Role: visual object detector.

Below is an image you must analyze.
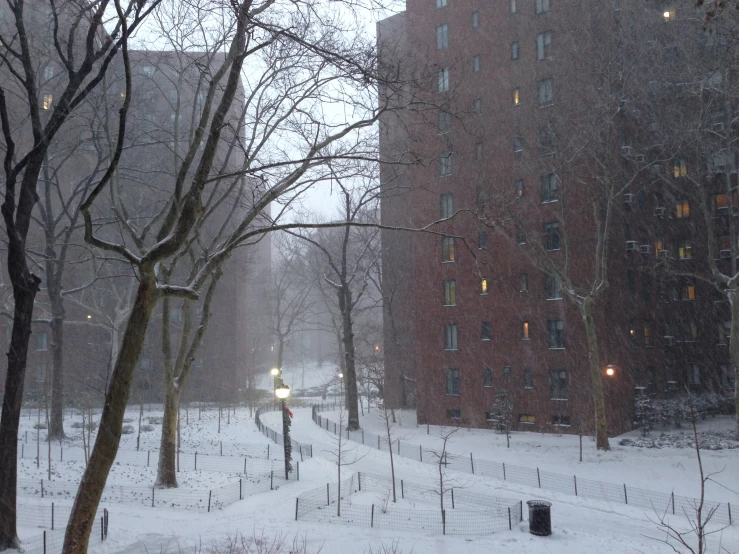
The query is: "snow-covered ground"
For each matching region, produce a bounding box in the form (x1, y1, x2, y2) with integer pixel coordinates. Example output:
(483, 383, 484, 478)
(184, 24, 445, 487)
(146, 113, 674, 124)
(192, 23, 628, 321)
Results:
(12, 402, 739, 553)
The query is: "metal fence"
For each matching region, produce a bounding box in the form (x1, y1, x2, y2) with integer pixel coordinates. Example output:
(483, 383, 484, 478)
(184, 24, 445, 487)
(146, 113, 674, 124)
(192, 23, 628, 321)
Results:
(18, 504, 108, 554)
(255, 403, 314, 458)
(311, 404, 735, 527)
(17, 467, 294, 512)
(295, 471, 523, 536)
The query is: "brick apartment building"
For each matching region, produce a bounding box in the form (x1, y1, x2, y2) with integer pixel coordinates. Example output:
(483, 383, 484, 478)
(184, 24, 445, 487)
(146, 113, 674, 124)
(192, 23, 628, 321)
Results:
(0, 9, 272, 409)
(379, 0, 736, 435)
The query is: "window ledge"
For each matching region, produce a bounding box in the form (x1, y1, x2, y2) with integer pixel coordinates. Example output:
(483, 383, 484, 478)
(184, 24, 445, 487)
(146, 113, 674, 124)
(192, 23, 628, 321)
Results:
(446, 393, 461, 397)
(546, 297, 563, 301)
(522, 338, 531, 341)
(551, 398, 569, 401)
(519, 422, 535, 425)
(444, 348, 459, 352)
(443, 304, 456, 307)
(548, 347, 566, 351)
(441, 261, 456, 264)
(524, 386, 534, 390)
(541, 199, 559, 204)
(481, 338, 491, 342)
(552, 424, 571, 427)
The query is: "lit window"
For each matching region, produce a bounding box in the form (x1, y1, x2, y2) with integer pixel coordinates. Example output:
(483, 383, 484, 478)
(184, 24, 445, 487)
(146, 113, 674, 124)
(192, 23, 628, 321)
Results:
(438, 68, 450, 93)
(443, 280, 457, 306)
(472, 55, 481, 73)
(444, 324, 458, 351)
(446, 369, 460, 395)
(516, 179, 524, 197)
(655, 238, 665, 256)
(522, 321, 530, 340)
(643, 321, 653, 347)
(519, 414, 535, 424)
(482, 322, 491, 341)
(675, 199, 690, 218)
(673, 159, 687, 177)
(535, 0, 550, 14)
(472, 11, 479, 28)
(436, 24, 448, 50)
(541, 173, 558, 202)
(441, 193, 453, 219)
(439, 153, 452, 176)
(480, 278, 488, 295)
(536, 31, 553, 60)
(663, 10, 675, 21)
(629, 320, 638, 347)
(511, 41, 519, 60)
(483, 367, 493, 387)
(442, 236, 456, 262)
(678, 239, 693, 260)
(547, 319, 565, 349)
(681, 280, 695, 300)
(550, 370, 568, 399)
(519, 273, 528, 292)
(42, 94, 53, 110)
(538, 78, 553, 106)
(513, 88, 520, 105)
(437, 110, 451, 134)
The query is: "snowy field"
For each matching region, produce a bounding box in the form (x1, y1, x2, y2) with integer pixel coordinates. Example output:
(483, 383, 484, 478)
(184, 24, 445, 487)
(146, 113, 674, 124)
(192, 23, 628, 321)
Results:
(12, 401, 739, 554)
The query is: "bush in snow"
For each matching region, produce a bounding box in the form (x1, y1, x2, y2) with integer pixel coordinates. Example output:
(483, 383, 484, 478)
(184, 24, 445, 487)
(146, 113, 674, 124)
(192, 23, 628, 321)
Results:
(121, 425, 134, 435)
(634, 395, 657, 436)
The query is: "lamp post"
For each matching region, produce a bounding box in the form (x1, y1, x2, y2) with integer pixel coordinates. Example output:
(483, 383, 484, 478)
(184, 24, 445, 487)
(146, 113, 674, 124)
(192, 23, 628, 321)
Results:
(270, 367, 280, 398)
(275, 384, 292, 479)
(338, 372, 343, 407)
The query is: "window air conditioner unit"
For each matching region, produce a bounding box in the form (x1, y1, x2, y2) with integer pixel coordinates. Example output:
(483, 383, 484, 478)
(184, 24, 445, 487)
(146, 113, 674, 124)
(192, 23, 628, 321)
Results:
(623, 193, 636, 204)
(634, 154, 646, 163)
(625, 240, 639, 251)
(720, 249, 732, 259)
(714, 122, 725, 132)
(640, 245, 653, 255)
(621, 145, 633, 156)
(664, 336, 675, 346)
(658, 249, 671, 258)
(654, 206, 666, 217)
(714, 163, 727, 174)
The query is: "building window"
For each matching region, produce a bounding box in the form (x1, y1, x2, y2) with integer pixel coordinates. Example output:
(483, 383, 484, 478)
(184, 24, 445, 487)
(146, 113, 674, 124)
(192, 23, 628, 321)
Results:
(478, 231, 488, 250)
(550, 370, 568, 399)
(436, 0, 447, 8)
(675, 199, 690, 218)
(442, 236, 456, 262)
(536, 31, 553, 60)
(718, 321, 731, 344)
(547, 319, 565, 349)
(43, 65, 54, 82)
(513, 88, 520, 105)
(678, 239, 693, 260)
(472, 11, 479, 28)
(446, 409, 461, 419)
(35, 362, 46, 384)
(643, 320, 653, 347)
(544, 222, 560, 250)
(440, 193, 453, 219)
(681, 279, 695, 300)
(720, 364, 735, 389)
(537, 78, 553, 106)
(510, 0, 517, 14)
(472, 55, 481, 73)
(552, 415, 570, 426)
(438, 68, 450, 93)
(475, 142, 483, 160)
(545, 274, 562, 299)
(673, 159, 687, 177)
(436, 24, 448, 50)
(446, 369, 460, 395)
(522, 321, 530, 340)
(519, 273, 529, 292)
(627, 270, 636, 301)
(524, 369, 533, 389)
(536, 0, 551, 13)
(539, 127, 556, 156)
(687, 364, 700, 386)
(513, 135, 523, 154)
(437, 110, 451, 134)
(36, 332, 48, 351)
(480, 278, 488, 295)
(663, 9, 675, 21)
(503, 365, 512, 376)
(42, 94, 53, 110)
(541, 173, 558, 202)
(481, 322, 491, 341)
(681, 320, 698, 342)
(519, 414, 535, 424)
(483, 367, 493, 387)
(141, 65, 155, 77)
(443, 280, 456, 306)
(516, 179, 524, 197)
(439, 153, 452, 176)
(642, 274, 652, 302)
(518, 230, 527, 245)
(511, 41, 519, 60)
(473, 98, 482, 116)
(444, 324, 458, 351)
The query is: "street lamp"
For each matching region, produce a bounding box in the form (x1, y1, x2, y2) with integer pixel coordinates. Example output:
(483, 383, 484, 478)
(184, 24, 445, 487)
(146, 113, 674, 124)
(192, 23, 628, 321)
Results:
(605, 365, 616, 377)
(275, 384, 292, 479)
(270, 367, 280, 398)
(338, 373, 343, 407)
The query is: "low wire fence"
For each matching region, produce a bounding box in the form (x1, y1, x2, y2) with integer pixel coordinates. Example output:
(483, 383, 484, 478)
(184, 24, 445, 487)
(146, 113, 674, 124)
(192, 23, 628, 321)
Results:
(255, 403, 313, 458)
(18, 504, 108, 554)
(312, 404, 735, 527)
(295, 471, 522, 535)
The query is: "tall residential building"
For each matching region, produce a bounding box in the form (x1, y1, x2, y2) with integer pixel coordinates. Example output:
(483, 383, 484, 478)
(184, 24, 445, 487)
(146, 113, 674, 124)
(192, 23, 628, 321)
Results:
(379, 0, 735, 435)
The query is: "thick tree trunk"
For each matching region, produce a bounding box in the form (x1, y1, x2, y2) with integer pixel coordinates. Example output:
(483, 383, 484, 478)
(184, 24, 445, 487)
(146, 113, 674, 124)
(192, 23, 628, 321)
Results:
(730, 290, 739, 439)
(62, 278, 157, 553)
(0, 279, 38, 550)
(581, 298, 610, 451)
(156, 384, 179, 487)
(48, 301, 66, 440)
(338, 286, 360, 430)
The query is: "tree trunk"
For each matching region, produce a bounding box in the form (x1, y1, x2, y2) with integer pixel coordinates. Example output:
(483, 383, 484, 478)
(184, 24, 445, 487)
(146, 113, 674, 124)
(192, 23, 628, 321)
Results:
(581, 298, 610, 451)
(338, 286, 360, 430)
(0, 272, 39, 549)
(48, 300, 66, 440)
(730, 290, 739, 439)
(156, 384, 179, 487)
(62, 278, 157, 553)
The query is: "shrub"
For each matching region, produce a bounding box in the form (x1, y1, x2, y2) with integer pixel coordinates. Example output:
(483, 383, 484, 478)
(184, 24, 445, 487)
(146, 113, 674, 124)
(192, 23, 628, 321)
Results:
(33, 422, 47, 430)
(146, 416, 163, 425)
(141, 424, 154, 432)
(121, 425, 134, 435)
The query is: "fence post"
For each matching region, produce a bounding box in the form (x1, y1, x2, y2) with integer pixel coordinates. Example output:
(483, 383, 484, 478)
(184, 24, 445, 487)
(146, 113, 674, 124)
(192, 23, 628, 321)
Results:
(41, 479, 44, 498)
(728, 502, 732, 524)
(371, 504, 375, 528)
(470, 453, 475, 474)
(623, 484, 628, 504)
(43, 530, 46, 554)
(22, 444, 23, 458)
(671, 492, 675, 515)
(537, 468, 541, 488)
(295, 498, 299, 521)
(297, 462, 300, 481)
(401, 479, 404, 499)
(508, 507, 512, 530)
(377, 435, 380, 449)
(220, 441, 223, 456)
(574, 475, 578, 496)
(105, 508, 108, 538)
(451, 488, 455, 509)
(101, 516, 104, 542)
(195, 452, 198, 470)
(60, 444, 63, 462)
(300, 446, 304, 462)
(362, 430, 365, 444)
(420, 445, 423, 462)
(147, 450, 150, 467)
(358, 472, 362, 491)
(244, 458, 247, 474)
(240, 479, 242, 500)
(267, 444, 270, 459)
(208, 490, 212, 512)
(152, 486, 155, 507)
(327, 483, 330, 506)
(51, 502, 54, 530)
(271, 470, 274, 490)
(503, 463, 506, 480)
(442, 509, 446, 535)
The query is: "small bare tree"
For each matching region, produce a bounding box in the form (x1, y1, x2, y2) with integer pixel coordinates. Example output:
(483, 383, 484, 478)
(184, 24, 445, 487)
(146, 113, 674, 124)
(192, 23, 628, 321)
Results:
(379, 400, 397, 503)
(322, 407, 366, 517)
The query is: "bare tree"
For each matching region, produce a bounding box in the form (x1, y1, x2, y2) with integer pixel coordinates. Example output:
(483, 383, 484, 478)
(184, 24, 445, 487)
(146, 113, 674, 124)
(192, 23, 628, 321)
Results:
(322, 407, 366, 517)
(379, 399, 397, 503)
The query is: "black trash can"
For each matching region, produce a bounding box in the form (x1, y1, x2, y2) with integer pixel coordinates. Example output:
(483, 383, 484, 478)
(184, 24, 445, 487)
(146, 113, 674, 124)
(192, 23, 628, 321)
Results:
(527, 500, 552, 536)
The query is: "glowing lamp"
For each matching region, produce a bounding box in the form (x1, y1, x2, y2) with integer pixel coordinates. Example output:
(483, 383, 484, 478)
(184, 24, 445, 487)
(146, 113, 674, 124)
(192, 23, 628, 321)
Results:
(270, 368, 280, 376)
(275, 385, 290, 399)
(605, 366, 616, 377)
